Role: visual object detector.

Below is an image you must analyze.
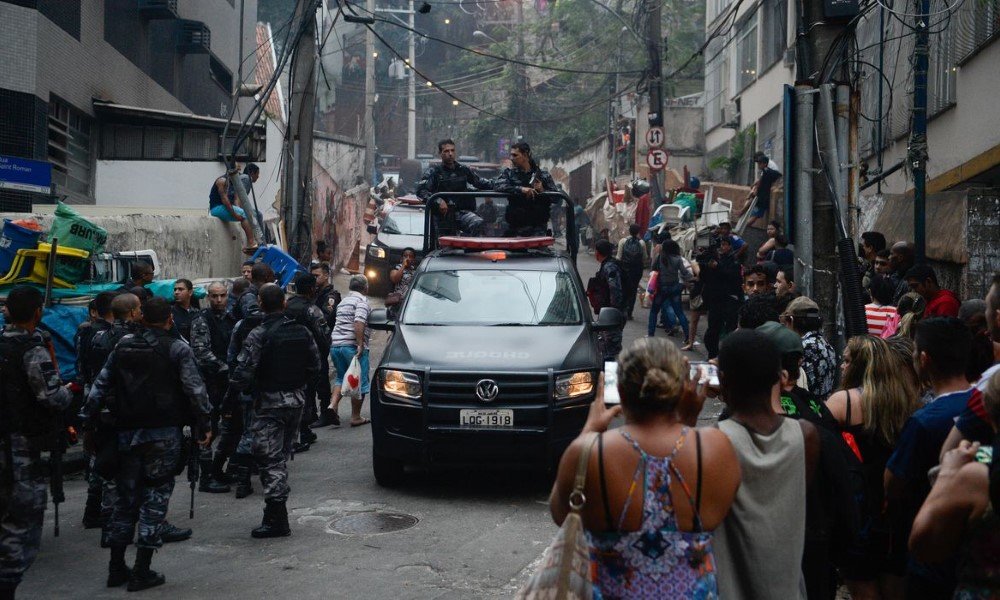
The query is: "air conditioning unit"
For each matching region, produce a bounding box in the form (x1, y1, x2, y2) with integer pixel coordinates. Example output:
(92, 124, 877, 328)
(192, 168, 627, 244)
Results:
(176, 20, 211, 54)
(783, 47, 796, 67)
(722, 102, 741, 129)
(137, 0, 178, 20)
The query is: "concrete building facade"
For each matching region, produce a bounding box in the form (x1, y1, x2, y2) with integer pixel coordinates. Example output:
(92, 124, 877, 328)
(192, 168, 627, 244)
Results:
(0, 0, 261, 210)
(702, 0, 794, 184)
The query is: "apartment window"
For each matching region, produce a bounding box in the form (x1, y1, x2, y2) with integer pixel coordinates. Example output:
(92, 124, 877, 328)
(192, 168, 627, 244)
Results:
(928, 15, 957, 117)
(709, 0, 735, 24)
(757, 105, 782, 165)
(100, 124, 264, 161)
(954, 0, 1000, 64)
(736, 13, 758, 91)
(762, 0, 787, 69)
(47, 97, 93, 198)
(704, 37, 730, 130)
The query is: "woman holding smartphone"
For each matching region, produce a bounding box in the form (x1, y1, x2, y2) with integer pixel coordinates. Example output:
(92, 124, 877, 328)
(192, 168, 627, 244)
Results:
(549, 338, 741, 598)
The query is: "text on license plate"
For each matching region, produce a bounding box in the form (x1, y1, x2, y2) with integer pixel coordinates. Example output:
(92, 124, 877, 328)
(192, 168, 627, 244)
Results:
(459, 409, 513, 428)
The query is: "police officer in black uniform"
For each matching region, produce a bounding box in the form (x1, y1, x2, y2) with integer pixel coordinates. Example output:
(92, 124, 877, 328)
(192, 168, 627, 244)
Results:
(75, 291, 115, 529)
(83, 297, 212, 591)
(231, 284, 320, 538)
(494, 141, 558, 236)
(285, 273, 331, 451)
(83, 294, 194, 546)
(0, 286, 74, 600)
(415, 139, 494, 212)
(233, 263, 276, 322)
(189, 281, 237, 493)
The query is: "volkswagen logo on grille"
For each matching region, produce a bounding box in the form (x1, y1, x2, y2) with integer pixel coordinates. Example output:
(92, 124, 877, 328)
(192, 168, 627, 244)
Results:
(475, 379, 500, 403)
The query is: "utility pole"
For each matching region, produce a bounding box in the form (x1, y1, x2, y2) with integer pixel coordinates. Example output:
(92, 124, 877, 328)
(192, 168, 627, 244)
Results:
(910, 0, 930, 261)
(646, 0, 664, 203)
(407, 0, 416, 158)
(363, 0, 376, 187)
(282, 0, 319, 262)
(514, 0, 525, 139)
(801, 0, 850, 342)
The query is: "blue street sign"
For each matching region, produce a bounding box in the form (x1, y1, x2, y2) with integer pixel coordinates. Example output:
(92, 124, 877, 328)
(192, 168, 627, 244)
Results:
(0, 155, 52, 195)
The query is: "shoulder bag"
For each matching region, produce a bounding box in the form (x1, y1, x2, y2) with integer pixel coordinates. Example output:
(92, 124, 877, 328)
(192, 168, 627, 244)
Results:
(516, 434, 598, 600)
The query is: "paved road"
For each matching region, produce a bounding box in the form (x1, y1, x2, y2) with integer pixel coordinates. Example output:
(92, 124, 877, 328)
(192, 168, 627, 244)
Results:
(21, 250, 718, 599)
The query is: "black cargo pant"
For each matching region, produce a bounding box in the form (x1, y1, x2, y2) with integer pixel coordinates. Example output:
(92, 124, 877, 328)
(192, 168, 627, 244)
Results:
(621, 265, 643, 318)
(704, 296, 741, 359)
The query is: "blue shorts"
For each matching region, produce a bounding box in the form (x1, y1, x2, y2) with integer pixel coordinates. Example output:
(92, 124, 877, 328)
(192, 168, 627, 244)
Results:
(330, 345, 371, 394)
(210, 204, 247, 222)
(751, 198, 769, 218)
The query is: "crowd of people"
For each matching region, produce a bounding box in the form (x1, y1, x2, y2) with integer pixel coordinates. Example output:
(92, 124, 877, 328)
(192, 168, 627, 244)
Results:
(0, 251, 376, 597)
(549, 215, 1000, 598)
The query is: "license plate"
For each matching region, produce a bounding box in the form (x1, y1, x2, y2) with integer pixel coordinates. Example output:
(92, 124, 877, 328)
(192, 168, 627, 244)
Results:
(459, 409, 513, 428)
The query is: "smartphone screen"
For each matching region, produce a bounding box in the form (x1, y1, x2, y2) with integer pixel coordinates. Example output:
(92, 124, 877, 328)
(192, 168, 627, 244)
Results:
(689, 361, 720, 387)
(603, 361, 621, 405)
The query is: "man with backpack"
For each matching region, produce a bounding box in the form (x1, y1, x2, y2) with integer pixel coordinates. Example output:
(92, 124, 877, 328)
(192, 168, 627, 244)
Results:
(285, 273, 331, 450)
(589, 239, 625, 361)
(231, 284, 321, 539)
(0, 286, 74, 600)
(615, 224, 649, 320)
(83, 297, 212, 591)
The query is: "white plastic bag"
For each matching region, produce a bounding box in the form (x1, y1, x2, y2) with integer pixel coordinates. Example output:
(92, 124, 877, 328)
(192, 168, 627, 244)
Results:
(341, 355, 363, 398)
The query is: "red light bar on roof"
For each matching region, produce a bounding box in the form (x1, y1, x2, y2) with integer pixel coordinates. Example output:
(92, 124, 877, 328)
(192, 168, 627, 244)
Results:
(438, 236, 555, 250)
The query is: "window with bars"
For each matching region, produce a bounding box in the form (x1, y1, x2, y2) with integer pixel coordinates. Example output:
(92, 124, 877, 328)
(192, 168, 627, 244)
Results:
(47, 96, 93, 200)
(736, 13, 758, 91)
(953, 0, 1000, 64)
(100, 124, 264, 161)
(762, 0, 788, 70)
(757, 104, 782, 163)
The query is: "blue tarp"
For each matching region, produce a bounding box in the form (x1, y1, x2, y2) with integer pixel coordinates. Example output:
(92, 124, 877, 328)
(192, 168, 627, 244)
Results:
(0, 304, 89, 382)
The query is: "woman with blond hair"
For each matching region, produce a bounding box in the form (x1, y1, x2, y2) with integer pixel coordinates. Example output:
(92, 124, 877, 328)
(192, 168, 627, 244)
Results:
(825, 336, 922, 599)
(549, 338, 741, 598)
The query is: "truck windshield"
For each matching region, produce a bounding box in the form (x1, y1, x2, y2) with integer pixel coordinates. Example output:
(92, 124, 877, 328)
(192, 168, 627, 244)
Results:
(380, 208, 424, 235)
(401, 270, 583, 326)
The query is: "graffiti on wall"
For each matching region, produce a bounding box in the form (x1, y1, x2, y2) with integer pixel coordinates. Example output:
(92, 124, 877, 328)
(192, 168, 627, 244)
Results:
(311, 159, 368, 273)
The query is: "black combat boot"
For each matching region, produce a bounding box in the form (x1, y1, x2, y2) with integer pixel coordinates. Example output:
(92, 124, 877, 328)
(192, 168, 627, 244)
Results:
(315, 408, 340, 427)
(300, 427, 318, 445)
(83, 492, 105, 529)
(234, 455, 254, 499)
(160, 522, 192, 543)
(107, 545, 131, 587)
(199, 454, 231, 493)
(251, 500, 291, 538)
(197, 455, 213, 488)
(127, 547, 165, 592)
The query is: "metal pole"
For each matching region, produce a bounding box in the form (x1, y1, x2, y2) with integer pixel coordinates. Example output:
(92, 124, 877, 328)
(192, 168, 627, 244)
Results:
(364, 0, 377, 185)
(515, 0, 525, 139)
(647, 0, 664, 202)
(911, 0, 930, 261)
(795, 85, 815, 297)
(876, 3, 885, 193)
(818, 84, 843, 217)
(407, 0, 416, 158)
(835, 84, 851, 233)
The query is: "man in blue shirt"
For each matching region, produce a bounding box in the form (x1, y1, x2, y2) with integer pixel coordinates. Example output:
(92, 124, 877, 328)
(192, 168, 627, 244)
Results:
(885, 317, 974, 600)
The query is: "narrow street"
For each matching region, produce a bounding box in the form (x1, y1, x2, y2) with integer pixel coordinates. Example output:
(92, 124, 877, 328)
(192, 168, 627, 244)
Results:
(21, 252, 713, 600)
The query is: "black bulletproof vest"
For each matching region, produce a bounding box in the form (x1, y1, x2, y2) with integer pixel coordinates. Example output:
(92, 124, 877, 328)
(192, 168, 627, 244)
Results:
(256, 317, 314, 393)
(88, 321, 134, 382)
(201, 309, 235, 361)
(0, 332, 58, 443)
(284, 296, 328, 350)
(111, 329, 187, 429)
(230, 313, 264, 370)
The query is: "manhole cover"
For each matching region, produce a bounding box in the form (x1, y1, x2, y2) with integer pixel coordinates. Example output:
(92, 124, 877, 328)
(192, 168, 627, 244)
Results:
(328, 512, 418, 535)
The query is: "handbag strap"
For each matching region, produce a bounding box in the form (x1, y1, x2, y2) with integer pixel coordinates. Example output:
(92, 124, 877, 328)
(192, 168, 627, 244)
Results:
(568, 433, 599, 513)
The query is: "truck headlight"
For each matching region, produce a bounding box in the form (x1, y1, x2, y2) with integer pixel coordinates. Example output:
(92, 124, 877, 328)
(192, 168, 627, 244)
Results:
(382, 370, 422, 400)
(555, 372, 594, 400)
(368, 244, 387, 259)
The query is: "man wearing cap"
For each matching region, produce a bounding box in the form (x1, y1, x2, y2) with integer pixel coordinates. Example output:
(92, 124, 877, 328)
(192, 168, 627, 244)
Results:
(781, 296, 838, 398)
(758, 321, 837, 428)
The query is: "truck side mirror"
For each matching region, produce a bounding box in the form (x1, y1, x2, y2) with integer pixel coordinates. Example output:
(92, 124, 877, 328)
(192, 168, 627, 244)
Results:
(368, 307, 394, 330)
(593, 307, 623, 331)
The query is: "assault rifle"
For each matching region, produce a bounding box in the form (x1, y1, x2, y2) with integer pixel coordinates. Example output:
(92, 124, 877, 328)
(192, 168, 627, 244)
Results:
(187, 433, 199, 519)
(50, 424, 65, 537)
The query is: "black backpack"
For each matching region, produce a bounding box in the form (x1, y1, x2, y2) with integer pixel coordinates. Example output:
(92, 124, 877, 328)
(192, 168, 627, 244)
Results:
(621, 237, 644, 268)
(256, 318, 316, 392)
(0, 332, 60, 446)
(87, 323, 133, 383)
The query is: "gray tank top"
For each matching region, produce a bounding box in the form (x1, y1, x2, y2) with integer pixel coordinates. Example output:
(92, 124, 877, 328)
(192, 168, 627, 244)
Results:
(714, 417, 808, 600)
